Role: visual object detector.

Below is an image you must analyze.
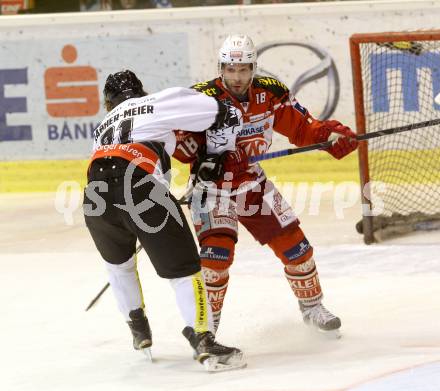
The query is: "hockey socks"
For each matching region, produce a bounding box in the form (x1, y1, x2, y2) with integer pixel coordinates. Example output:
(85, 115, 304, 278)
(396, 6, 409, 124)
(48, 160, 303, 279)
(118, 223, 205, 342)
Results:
(170, 272, 214, 333)
(284, 259, 323, 307)
(104, 256, 145, 321)
(199, 234, 235, 333)
(203, 281, 228, 332)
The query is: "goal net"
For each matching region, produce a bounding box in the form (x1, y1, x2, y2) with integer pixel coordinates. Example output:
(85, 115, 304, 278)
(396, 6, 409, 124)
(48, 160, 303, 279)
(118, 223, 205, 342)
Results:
(350, 31, 440, 244)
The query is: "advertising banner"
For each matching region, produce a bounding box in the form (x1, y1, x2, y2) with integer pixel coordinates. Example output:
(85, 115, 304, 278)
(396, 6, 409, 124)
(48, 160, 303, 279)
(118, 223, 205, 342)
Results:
(1, 1, 439, 159)
(0, 0, 29, 15)
(0, 32, 189, 158)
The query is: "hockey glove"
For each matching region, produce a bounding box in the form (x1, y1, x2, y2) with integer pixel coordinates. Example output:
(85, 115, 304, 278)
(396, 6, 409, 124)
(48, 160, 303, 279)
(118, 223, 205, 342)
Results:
(314, 120, 358, 160)
(191, 146, 226, 182)
(222, 146, 249, 177)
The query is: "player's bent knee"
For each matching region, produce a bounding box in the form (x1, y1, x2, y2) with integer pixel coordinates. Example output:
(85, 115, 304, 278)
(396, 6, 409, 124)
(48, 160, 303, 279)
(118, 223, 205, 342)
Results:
(200, 235, 235, 269)
(267, 225, 314, 266)
(200, 235, 235, 285)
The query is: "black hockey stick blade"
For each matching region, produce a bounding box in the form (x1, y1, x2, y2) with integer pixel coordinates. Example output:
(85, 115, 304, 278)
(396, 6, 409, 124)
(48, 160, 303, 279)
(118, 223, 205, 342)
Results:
(85, 282, 110, 312)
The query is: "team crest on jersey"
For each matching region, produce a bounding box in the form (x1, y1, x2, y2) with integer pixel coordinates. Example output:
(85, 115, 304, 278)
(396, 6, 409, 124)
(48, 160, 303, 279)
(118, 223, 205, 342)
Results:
(208, 105, 242, 149)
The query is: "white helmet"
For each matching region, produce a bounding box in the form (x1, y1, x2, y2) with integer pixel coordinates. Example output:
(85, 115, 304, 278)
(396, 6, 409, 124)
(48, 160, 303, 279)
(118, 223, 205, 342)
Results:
(218, 34, 257, 74)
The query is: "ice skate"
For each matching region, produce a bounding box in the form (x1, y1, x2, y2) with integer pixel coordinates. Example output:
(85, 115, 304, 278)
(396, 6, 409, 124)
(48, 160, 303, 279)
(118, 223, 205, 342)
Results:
(299, 302, 341, 339)
(182, 326, 246, 372)
(127, 308, 153, 361)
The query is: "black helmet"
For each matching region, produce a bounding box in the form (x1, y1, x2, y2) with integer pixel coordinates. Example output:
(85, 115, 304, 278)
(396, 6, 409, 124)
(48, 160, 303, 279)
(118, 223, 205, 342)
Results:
(103, 70, 147, 111)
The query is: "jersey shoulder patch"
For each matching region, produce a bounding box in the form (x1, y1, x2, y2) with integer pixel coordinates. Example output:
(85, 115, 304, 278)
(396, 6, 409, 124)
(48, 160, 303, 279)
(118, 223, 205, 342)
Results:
(253, 76, 289, 98)
(191, 79, 222, 98)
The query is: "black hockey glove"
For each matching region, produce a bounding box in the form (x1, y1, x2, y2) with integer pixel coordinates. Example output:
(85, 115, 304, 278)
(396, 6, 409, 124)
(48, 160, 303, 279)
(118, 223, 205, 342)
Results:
(191, 146, 226, 182)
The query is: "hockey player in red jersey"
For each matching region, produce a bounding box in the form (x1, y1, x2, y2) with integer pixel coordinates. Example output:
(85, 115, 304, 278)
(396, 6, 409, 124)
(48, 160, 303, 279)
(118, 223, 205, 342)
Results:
(173, 35, 358, 336)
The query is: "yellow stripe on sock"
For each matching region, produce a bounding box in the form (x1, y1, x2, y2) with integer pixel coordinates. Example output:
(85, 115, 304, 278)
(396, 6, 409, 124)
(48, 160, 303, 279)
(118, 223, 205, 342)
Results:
(134, 252, 145, 310)
(192, 272, 209, 333)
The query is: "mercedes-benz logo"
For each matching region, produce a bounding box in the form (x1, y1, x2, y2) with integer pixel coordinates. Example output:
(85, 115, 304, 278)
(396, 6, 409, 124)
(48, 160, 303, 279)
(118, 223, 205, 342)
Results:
(256, 41, 340, 120)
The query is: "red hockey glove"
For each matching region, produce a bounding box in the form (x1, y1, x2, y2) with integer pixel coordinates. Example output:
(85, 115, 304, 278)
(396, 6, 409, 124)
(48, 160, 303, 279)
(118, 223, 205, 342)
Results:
(222, 146, 249, 177)
(314, 120, 358, 160)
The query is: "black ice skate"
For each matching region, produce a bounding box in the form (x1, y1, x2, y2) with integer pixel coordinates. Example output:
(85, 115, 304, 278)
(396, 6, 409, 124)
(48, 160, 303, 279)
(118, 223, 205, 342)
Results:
(127, 308, 153, 360)
(299, 302, 341, 339)
(182, 326, 246, 372)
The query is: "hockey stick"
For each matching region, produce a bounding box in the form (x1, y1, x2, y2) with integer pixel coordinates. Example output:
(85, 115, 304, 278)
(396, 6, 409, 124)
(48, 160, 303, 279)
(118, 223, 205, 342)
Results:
(177, 117, 440, 205)
(249, 118, 440, 163)
(85, 244, 143, 312)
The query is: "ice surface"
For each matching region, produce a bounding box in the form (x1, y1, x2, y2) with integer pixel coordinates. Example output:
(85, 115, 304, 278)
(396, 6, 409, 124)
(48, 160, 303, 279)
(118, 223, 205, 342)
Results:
(1, 193, 439, 391)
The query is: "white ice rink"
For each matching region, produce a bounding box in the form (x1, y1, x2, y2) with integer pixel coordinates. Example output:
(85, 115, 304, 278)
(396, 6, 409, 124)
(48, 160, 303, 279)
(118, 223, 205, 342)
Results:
(1, 192, 440, 391)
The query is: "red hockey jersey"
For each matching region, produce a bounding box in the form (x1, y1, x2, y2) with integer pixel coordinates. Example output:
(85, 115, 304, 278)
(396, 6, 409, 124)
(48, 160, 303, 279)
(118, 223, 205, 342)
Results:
(173, 76, 323, 188)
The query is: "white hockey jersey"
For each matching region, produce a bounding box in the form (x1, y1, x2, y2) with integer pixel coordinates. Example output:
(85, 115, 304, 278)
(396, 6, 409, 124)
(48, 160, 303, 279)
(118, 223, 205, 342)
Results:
(93, 87, 242, 156)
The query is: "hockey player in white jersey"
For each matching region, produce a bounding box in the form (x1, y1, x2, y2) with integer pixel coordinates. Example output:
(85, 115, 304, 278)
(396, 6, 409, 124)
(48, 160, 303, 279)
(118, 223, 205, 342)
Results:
(83, 70, 245, 372)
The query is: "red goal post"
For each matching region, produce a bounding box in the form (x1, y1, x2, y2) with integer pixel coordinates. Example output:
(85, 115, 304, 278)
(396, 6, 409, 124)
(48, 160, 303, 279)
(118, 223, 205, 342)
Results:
(350, 31, 440, 244)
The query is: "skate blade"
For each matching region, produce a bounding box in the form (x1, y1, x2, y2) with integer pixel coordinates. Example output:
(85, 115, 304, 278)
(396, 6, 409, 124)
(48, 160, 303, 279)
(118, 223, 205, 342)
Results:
(202, 353, 247, 373)
(320, 328, 341, 340)
(306, 323, 342, 340)
(140, 347, 153, 362)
